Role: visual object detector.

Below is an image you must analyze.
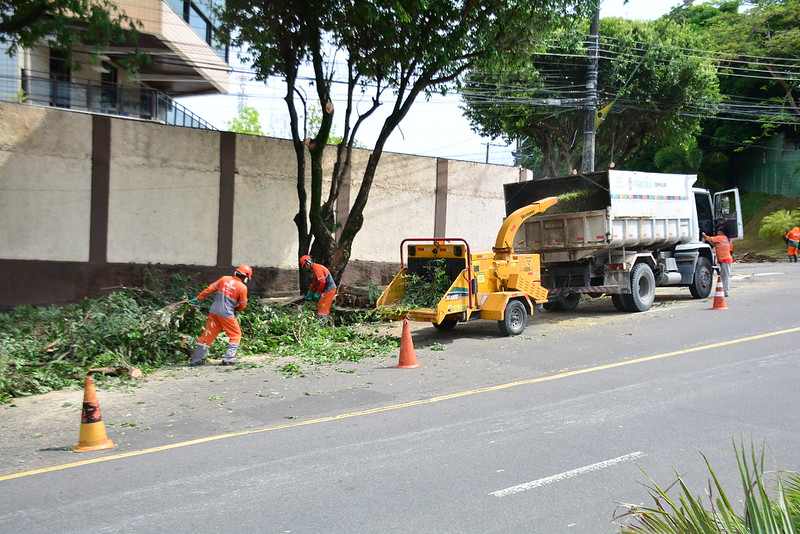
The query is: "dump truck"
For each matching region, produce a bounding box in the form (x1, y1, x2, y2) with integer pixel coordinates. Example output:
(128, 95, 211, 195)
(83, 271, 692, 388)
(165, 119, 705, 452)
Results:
(503, 170, 743, 312)
(375, 198, 559, 335)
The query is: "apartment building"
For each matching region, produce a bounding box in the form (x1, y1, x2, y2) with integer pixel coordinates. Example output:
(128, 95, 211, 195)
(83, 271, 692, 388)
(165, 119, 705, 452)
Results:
(0, 0, 230, 129)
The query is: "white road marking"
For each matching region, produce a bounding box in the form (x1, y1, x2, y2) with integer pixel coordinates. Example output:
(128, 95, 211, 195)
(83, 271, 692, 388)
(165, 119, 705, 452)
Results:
(732, 272, 783, 279)
(489, 451, 646, 497)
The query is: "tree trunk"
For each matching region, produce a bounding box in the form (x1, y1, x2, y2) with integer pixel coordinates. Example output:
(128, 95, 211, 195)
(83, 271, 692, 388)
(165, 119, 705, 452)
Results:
(283, 66, 311, 293)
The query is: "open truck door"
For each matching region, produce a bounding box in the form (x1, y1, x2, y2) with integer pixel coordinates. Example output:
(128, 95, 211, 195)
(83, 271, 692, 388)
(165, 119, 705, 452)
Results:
(714, 188, 743, 240)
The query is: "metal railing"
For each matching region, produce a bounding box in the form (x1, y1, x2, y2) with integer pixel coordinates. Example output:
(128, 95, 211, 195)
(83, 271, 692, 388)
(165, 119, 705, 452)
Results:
(18, 75, 217, 130)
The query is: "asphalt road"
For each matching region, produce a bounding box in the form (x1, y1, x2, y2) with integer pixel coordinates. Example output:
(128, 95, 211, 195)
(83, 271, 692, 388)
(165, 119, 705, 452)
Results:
(1, 261, 799, 533)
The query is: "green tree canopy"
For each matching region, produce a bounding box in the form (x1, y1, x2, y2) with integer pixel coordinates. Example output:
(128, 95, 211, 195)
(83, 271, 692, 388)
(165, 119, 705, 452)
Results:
(219, 0, 589, 282)
(226, 107, 265, 136)
(692, 0, 800, 148)
(0, 0, 142, 63)
(462, 16, 720, 177)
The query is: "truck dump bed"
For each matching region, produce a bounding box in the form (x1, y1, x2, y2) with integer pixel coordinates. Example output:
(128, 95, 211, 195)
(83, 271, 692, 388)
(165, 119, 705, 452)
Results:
(504, 170, 696, 262)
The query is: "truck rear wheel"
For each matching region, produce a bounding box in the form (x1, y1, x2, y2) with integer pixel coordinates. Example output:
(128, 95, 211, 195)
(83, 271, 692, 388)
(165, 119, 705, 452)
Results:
(498, 300, 527, 336)
(626, 263, 655, 312)
(611, 294, 630, 312)
(689, 257, 713, 299)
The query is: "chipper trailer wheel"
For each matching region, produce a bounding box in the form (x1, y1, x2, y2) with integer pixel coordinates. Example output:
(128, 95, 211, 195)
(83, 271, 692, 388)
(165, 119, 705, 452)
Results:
(498, 300, 528, 336)
(432, 319, 458, 331)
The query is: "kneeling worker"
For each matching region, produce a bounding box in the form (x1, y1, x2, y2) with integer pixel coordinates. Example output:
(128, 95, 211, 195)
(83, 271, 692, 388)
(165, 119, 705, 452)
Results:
(189, 264, 252, 366)
(299, 255, 337, 321)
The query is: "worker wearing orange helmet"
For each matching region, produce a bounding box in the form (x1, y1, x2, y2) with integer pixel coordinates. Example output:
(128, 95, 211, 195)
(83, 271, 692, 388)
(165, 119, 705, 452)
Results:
(786, 227, 800, 263)
(299, 255, 337, 320)
(189, 264, 252, 366)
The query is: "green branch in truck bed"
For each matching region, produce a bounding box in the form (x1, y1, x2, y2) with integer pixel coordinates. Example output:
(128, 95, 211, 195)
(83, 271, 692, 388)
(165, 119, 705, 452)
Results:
(547, 188, 608, 214)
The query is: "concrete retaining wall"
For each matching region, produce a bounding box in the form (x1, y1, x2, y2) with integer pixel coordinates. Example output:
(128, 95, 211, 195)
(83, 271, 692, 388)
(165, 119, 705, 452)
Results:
(0, 101, 528, 307)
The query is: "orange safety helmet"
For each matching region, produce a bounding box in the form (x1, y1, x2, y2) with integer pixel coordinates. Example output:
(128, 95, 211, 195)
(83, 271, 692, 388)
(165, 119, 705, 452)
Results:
(235, 264, 253, 283)
(299, 255, 313, 268)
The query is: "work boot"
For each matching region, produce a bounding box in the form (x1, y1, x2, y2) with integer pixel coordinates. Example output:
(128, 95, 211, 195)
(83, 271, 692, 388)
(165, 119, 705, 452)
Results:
(190, 343, 208, 366)
(220, 343, 239, 366)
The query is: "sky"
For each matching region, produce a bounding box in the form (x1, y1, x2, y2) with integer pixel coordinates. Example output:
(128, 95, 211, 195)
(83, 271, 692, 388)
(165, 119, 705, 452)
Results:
(177, 0, 702, 166)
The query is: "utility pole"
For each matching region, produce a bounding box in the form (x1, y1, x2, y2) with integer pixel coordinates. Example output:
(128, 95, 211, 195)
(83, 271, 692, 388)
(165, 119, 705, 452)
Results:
(581, 1, 600, 173)
(483, 142, 505, 164)
(237, 74, 247, 114)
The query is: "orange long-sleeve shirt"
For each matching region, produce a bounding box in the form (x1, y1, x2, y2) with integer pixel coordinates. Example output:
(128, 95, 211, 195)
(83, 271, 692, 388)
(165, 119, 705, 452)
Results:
(197, 275, 248, 318)
(308, 263, 337, 294)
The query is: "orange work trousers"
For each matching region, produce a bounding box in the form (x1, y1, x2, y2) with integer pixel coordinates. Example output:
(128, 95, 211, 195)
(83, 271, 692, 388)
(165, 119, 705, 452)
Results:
(317, 289, 336, 316)
(198, 313, 242, 345)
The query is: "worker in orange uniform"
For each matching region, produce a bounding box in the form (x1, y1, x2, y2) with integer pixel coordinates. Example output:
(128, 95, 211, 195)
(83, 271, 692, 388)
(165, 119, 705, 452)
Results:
(785, 226, 800, 263)
(702, 230, 733, 297)
(189, 265, 253, 366)
(299, 255, 337, 322)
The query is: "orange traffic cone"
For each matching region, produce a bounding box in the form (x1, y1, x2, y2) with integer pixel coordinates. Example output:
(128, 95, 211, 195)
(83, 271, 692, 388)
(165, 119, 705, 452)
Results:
(396, 318, 422, 369)
(73, 375, 115, 452)
(711, 277, 728, 310)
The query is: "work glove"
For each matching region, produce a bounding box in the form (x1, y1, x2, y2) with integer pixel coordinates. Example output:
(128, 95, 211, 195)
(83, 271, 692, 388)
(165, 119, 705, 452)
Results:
(313, 293, 321, 301)
(189, 298, 200, 305)
(305, 290, 314, 301)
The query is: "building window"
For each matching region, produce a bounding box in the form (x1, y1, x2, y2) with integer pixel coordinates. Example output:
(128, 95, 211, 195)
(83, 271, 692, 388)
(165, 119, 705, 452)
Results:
(165, 0, 228, 62)
(50, 50, 71, 108)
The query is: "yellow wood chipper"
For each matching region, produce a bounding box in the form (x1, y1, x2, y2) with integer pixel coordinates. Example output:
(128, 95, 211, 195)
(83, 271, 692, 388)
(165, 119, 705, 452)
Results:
(375, 197, 558, 335)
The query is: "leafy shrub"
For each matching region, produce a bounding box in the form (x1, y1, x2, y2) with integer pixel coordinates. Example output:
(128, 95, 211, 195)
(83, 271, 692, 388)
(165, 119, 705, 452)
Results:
(759, 209, 800, 239)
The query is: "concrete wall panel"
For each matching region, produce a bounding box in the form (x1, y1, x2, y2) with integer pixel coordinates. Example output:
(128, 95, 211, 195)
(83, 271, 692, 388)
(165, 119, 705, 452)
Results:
(107, 120, 220, 264)
(0, 104, 91, 261)
(233, 135, 300, 269)
(350, 151, 437, 263)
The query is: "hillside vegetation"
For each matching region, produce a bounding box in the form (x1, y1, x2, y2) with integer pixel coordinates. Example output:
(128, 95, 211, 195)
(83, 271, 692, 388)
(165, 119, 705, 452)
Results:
(737, 193, 800, 259)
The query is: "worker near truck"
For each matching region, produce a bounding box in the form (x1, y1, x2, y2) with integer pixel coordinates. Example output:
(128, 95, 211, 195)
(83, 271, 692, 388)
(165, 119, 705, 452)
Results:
(300, 255, 337, 321)
(785, 227, 800, 263)
(188, 264, 252, 367)
(702, 230, 733, 297)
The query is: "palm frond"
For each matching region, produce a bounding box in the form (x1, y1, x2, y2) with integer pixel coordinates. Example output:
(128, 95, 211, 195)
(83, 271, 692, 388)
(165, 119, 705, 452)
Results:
(614, 440, 800, 534)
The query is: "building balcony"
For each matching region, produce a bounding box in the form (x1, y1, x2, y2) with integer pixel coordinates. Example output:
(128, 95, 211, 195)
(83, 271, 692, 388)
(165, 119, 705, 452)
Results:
(78, 0, 230, 98)
(21, 74, 216, 130)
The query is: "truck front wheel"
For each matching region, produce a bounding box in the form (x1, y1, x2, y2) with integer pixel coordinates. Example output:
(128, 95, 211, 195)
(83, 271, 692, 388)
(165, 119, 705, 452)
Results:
(498, 300, 527, 336)
(689, 257, 713, 299)
(625, 263, 655, 312)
